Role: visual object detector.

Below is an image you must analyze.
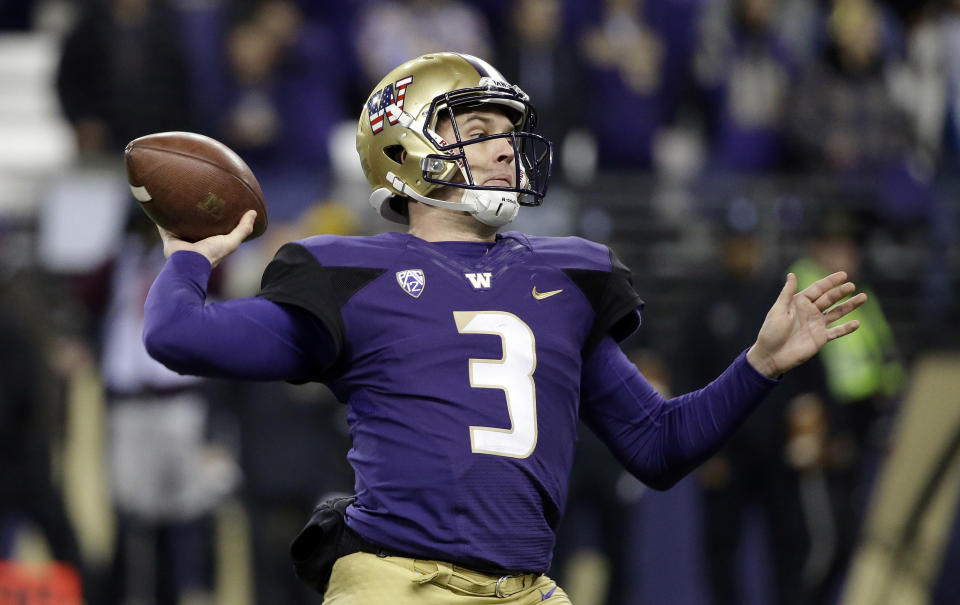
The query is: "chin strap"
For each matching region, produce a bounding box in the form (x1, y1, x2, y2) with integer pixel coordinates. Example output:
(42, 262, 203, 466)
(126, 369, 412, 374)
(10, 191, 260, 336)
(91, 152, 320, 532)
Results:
(383, 171, 519, 227)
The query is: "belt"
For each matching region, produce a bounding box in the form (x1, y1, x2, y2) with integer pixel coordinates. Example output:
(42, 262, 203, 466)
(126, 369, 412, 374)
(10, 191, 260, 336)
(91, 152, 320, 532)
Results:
(409, 559, 537, 598)
(341, 526, 541, 598)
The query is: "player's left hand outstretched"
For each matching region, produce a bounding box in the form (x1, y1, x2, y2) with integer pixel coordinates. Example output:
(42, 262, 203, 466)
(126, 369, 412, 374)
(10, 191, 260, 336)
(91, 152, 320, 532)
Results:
(746, 271, 867, 378)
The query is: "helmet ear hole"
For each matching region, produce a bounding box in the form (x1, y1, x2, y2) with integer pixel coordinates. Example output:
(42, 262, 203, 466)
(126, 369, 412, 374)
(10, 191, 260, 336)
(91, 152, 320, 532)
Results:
(383, 145, 405, 164)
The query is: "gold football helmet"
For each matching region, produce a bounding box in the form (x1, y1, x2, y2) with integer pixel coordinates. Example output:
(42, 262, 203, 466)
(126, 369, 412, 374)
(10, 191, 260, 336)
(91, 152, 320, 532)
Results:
(356, 52, 553, 227)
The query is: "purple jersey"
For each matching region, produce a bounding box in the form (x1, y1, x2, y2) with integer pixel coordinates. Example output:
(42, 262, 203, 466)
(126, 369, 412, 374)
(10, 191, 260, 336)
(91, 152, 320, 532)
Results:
(258, 230, 643, 572)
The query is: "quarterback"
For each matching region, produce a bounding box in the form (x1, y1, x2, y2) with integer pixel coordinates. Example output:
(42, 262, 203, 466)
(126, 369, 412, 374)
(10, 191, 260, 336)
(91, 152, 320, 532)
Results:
(143, 53, 866, 604)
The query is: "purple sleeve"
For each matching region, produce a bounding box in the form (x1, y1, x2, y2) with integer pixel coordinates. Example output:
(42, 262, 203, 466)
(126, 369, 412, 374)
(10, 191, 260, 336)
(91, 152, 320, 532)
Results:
(143, 251, 336, 381)
(580, 336, 778, 490)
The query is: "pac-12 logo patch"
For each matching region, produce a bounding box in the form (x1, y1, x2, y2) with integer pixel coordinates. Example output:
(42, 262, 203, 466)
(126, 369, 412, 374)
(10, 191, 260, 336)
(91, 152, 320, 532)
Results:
(396, 269, 425, 298)
(368, 75, 413, 134)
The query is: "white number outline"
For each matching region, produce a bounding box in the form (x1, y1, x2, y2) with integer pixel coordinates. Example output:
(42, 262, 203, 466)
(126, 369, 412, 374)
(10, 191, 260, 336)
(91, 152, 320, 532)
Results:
(453, 311, 538, 459)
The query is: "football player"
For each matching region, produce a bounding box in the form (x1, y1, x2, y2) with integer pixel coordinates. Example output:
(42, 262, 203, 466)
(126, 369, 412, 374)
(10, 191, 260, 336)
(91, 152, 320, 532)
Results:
(143, 52, 866, 604)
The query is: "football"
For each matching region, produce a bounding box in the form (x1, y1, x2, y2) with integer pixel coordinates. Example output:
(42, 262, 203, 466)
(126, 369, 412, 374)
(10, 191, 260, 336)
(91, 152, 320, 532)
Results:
(124, 132, 268, 242)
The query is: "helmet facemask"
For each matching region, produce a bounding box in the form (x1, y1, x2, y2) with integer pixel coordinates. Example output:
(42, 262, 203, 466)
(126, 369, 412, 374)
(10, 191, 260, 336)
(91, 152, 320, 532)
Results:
(420, 81, 553, 213)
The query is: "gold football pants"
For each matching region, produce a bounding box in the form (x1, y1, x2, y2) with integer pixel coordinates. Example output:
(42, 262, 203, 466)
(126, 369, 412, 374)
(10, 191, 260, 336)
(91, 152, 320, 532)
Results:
(323, 552, 572, 604)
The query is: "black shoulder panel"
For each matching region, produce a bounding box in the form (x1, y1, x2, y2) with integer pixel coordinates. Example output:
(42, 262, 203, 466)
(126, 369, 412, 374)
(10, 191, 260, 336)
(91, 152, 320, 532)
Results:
(258, 243, 385, 377)
(563, 249, 644, 358)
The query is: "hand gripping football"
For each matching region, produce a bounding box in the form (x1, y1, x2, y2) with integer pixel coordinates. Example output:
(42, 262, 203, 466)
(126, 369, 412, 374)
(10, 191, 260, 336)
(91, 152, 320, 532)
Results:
(124, 132, 268, 242)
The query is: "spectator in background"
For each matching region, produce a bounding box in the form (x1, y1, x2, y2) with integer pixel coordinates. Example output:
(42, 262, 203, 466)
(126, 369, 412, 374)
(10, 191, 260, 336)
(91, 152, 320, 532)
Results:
(288, 1, 367, 108)
(167, 0, 232, 140)
(788, 212, 906, 599)
(694, 0, 797, 172)
(777, 0, 829, 66)
(219, 375, 353, 605)
(551, 349, 670, 605)
(216, 203, 358, 605)
(886, 2, 956, 348)
(676, 207, 815, 605)
(56, 0, 193, 156)
(171, 0, 363, 133)
(887, 1, 946, 169)
(579, 0, 667, 171)
(579, 0, 702, 171)
(0, 270, 86, 600)
(352, 0, 492, 88)
(789, 0, 909, 175)
(75, 211, 240, 605)
(496, 0, 583, 151)
(788, 0, 935, 228)
(217, 0, 351, 222)
(551, 425, 631, 605)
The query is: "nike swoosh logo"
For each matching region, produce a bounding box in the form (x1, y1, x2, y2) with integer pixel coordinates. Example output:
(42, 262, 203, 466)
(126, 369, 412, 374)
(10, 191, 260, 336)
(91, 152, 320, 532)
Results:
(540, 586, 558, 600)
(532, 286, 563, 300)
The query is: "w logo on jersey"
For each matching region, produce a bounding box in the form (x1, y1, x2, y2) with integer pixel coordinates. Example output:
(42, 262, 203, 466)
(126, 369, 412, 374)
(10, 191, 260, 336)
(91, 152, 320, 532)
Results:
(465, 272, 492, 289)
(368, 76, 414, 134)
(396, 269, 425, 298)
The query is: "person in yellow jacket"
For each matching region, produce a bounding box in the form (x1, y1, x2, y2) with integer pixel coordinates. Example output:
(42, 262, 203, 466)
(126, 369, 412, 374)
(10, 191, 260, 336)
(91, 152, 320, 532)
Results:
(791, 261, 903, 409)
(788, 213, 906, 596)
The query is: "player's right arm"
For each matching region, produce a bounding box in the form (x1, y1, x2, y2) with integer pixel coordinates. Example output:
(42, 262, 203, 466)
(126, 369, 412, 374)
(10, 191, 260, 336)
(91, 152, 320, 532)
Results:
(143, 211, 336, 381)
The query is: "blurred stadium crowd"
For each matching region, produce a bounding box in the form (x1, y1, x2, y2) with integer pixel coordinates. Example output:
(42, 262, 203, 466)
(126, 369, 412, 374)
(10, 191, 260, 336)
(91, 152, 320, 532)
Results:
(0, 0, 958, 604)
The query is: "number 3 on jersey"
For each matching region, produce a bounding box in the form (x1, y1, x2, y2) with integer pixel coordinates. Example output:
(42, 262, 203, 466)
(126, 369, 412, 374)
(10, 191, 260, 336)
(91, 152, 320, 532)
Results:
(454, 311, 538, 459)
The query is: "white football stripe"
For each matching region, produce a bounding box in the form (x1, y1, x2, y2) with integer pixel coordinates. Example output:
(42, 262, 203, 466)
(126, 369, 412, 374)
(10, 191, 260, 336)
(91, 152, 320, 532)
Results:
(129, 184, 152, 202)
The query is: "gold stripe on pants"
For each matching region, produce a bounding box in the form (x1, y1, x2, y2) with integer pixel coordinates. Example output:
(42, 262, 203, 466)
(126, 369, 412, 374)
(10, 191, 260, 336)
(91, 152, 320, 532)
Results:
(323, 552, 571, 604)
